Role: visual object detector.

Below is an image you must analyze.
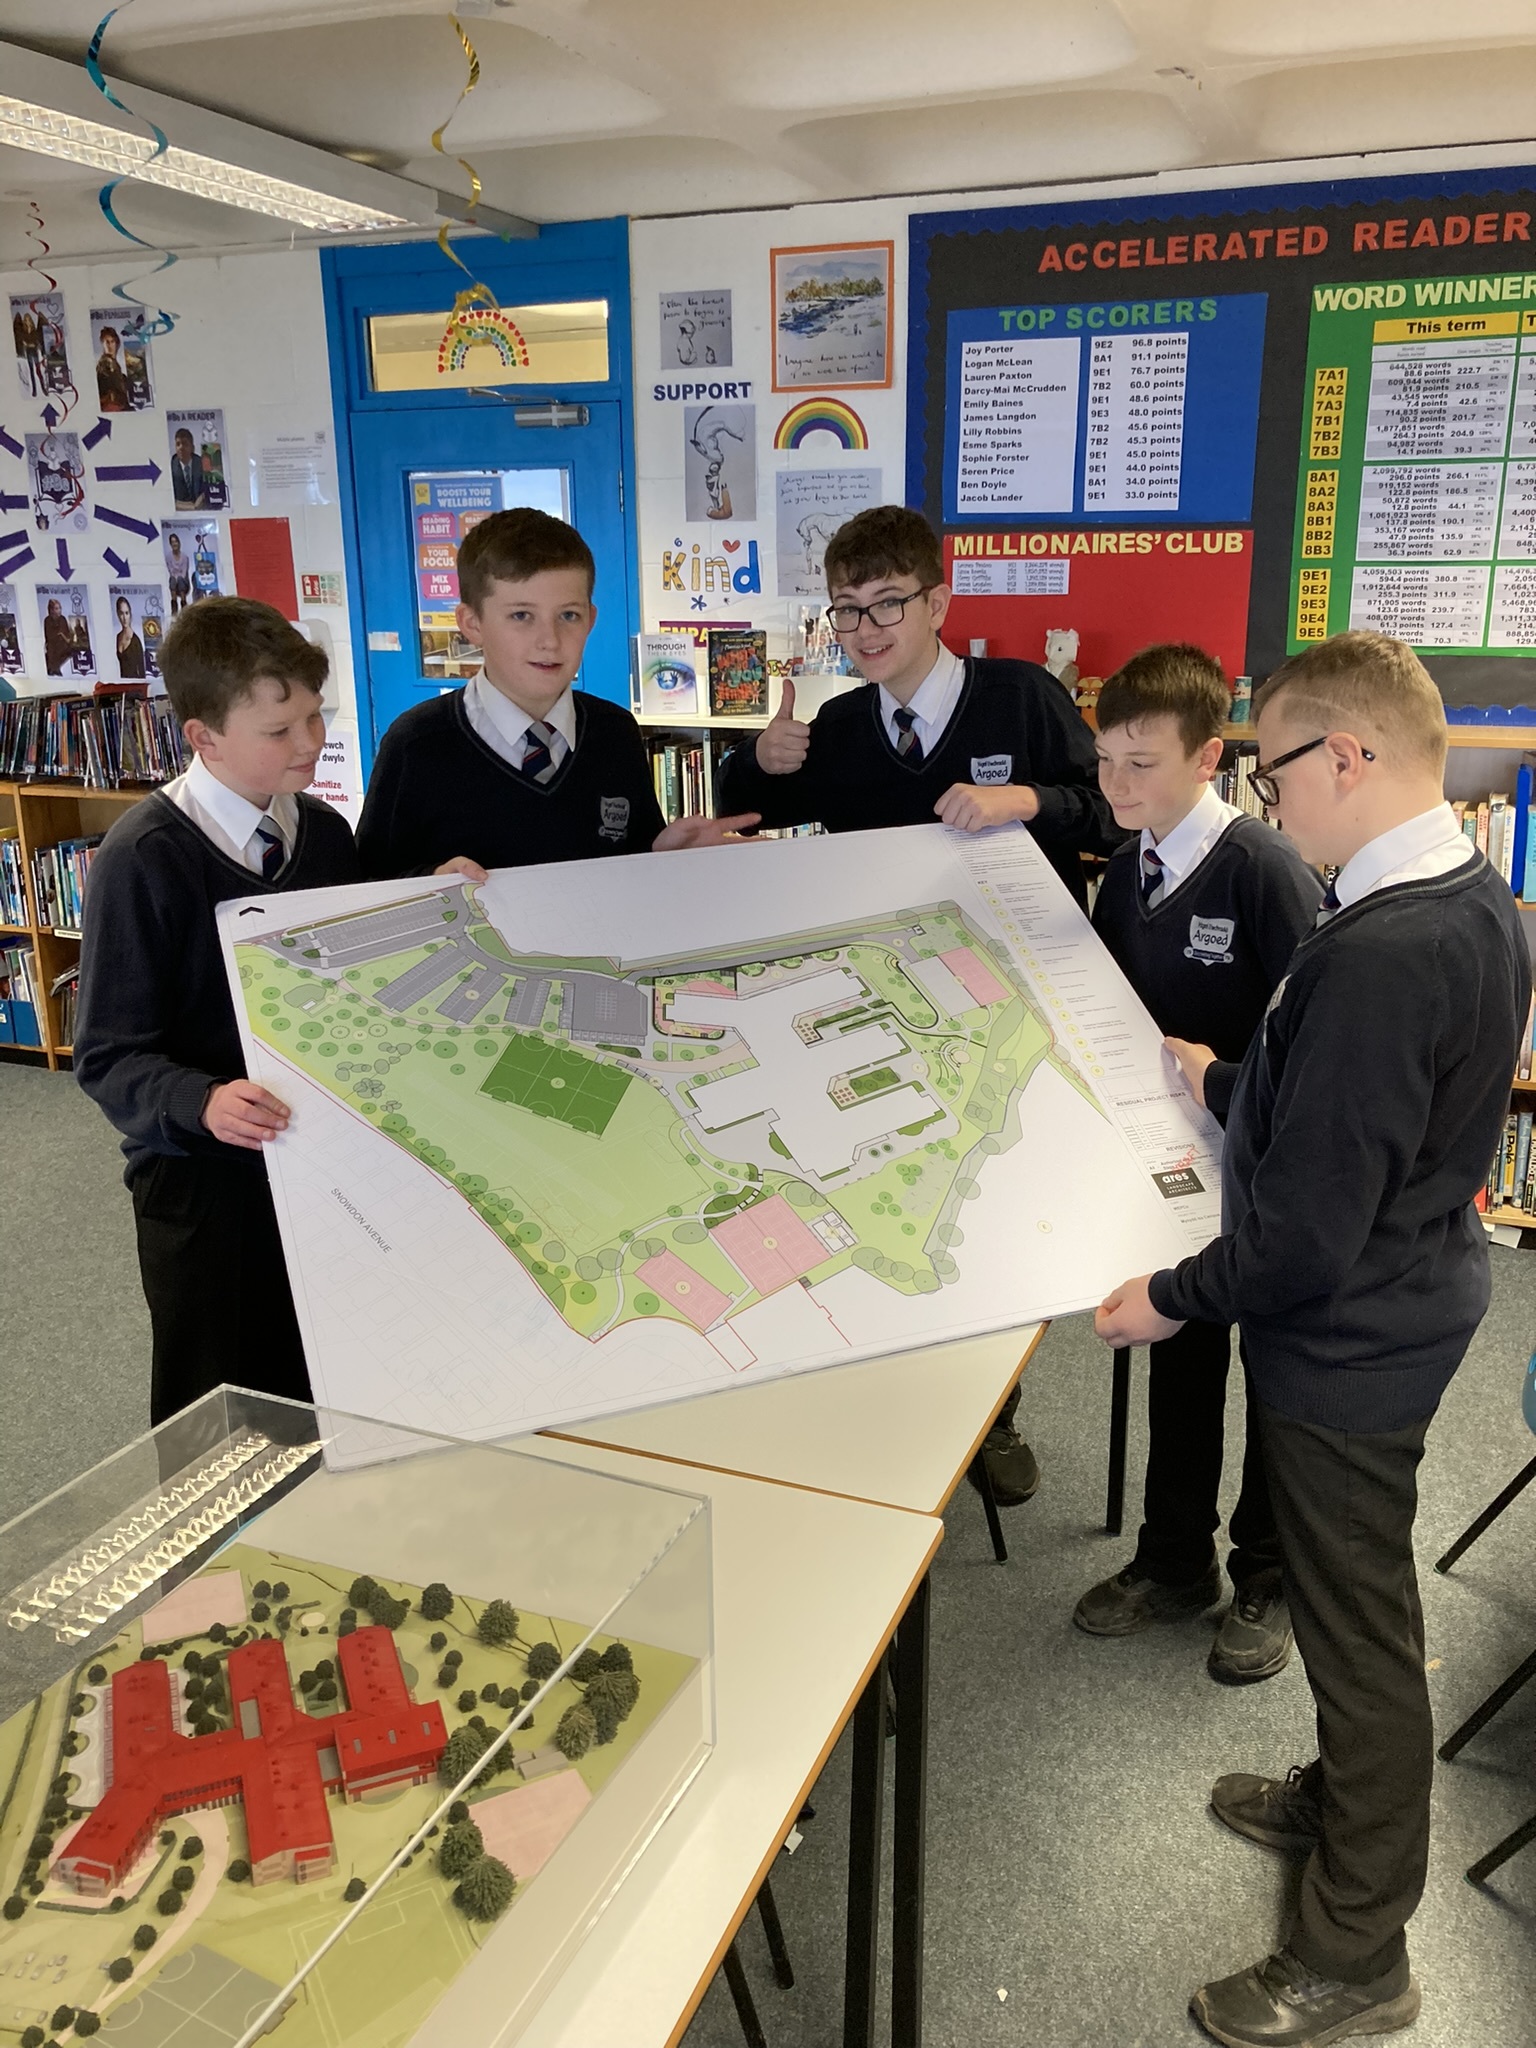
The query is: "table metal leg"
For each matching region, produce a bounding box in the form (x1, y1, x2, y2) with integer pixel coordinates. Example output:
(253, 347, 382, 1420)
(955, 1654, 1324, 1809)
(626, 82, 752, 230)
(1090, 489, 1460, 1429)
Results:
(967, 1451, 1009, 1563)
(756, 1874, 795, 1988)
(1105, 1347, 1132, 1536)
(723, 1938, 769, 2048)
(843, 1651, 887, 2048)
(1467, 1807, 1536, 1886)
(891, 1572, 930, 2048)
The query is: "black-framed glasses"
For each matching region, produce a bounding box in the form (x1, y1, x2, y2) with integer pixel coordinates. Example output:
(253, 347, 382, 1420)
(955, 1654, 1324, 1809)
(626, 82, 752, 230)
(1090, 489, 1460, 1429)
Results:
(1251, 733, 1374, 809)
(825, 586, 934, 634)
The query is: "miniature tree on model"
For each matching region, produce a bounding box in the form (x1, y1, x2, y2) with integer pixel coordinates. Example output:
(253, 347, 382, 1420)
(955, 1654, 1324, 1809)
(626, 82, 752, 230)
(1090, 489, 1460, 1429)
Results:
(525, 1641, 561, 1682)
(438, 1724, 489, 1788)
(420, 1582, 454, 1622)
(107, 1956, 134, 1982)
(477, 1599, 519, 1647)
(454, 1854, 516, 1921)
(553, 1702, 597, 1761)
(344, 1877, 367, 1902)
(438, 1819, 485, 1880)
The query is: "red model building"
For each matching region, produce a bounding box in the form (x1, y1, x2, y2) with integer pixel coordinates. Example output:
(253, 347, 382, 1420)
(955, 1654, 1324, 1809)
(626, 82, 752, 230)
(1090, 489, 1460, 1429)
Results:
(56, 1625, 448, 1895)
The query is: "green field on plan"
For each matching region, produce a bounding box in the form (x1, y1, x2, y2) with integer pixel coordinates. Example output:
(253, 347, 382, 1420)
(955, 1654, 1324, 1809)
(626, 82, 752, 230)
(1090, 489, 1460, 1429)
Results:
(236, 885, 1098, 1344)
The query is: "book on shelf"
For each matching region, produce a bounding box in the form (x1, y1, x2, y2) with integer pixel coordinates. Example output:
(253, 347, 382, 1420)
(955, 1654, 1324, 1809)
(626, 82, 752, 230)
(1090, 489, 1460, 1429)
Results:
(50, 963, 78, 1046)
(0, 691, 187, 787)
(648, 737, 712, 823)
(706, 628, 768, 718)
(1453, 793, 1536, 900)
(0, 828, 27, 926)
(1521, 992, 1535, 1083)
(1484, 1109, 1535, 1216)
(632, 633, 701, 719)
(0, 939, 40, 1045)
(30, 834, 102, 933)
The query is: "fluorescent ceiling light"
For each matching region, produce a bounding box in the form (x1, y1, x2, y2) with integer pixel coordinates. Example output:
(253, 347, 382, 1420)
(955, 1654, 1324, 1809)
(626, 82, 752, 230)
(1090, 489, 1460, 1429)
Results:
(0, 92, 410, 232)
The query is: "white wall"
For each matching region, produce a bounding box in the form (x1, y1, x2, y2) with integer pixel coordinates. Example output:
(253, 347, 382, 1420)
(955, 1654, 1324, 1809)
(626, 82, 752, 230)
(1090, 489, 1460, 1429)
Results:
(0, 248, 362, 818)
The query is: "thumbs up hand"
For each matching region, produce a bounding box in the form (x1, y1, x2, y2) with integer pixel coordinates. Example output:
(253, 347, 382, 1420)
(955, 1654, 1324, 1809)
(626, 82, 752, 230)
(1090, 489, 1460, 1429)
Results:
(754, 676, 811, 776)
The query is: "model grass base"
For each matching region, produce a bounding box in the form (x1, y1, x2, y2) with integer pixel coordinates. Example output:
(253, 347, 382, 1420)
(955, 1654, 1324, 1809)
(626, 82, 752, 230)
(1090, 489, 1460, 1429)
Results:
(0, 1544, 694, 2047)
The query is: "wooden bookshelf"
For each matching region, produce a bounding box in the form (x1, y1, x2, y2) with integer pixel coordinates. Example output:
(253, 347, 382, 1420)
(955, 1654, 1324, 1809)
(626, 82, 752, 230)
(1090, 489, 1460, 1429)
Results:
(0, 779, 152, 1070)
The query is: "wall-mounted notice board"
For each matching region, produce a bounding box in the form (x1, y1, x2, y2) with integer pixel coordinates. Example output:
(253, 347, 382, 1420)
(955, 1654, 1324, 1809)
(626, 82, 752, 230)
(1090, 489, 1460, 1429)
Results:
(909, 166, 1536, 709)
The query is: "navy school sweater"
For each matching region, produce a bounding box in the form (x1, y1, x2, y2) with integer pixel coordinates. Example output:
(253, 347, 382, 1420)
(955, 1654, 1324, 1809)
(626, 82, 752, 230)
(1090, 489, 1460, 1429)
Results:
(355, 689, 666, 880)
(1092, 816, 1324, 1120)
(74, 792, 360, 1180)
(716, 656, 1121, 906)
(1148, 855, 1529, 1431)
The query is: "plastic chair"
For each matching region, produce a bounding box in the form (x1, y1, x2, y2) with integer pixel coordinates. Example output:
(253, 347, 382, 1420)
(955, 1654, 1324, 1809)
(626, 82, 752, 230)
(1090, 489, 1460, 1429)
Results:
(1435, 1350, 1536, 1887)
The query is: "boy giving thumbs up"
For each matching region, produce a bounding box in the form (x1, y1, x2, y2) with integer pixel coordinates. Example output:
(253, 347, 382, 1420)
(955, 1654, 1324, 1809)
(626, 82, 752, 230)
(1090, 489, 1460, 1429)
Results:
(719, 505, 1119, 905)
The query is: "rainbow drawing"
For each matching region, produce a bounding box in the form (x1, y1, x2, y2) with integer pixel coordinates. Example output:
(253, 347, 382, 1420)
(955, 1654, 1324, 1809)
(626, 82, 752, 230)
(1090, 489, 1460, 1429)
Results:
(437, 309, 531, 375)
(773, 398, 869, 450)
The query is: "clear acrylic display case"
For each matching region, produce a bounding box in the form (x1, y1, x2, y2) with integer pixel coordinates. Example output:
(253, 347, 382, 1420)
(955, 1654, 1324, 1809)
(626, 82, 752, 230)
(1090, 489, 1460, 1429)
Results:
(0, 1387, 713, 2047)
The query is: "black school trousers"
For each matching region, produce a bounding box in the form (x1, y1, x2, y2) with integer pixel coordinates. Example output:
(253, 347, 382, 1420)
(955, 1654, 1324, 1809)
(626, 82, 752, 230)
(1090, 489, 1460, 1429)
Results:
(1136, 1320, 1280, 1588)
(131, 1152, 313, 1427)
(1257, 1394, 1435, 1985)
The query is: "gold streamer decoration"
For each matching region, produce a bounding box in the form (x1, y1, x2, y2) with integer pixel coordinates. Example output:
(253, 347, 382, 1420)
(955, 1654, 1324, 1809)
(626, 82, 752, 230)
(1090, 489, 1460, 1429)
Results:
(431, 15, 496, 297)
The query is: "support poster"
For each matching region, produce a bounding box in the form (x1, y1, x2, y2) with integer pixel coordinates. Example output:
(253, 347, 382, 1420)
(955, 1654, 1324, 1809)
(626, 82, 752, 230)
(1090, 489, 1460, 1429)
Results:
(909, 172, 1536, 706)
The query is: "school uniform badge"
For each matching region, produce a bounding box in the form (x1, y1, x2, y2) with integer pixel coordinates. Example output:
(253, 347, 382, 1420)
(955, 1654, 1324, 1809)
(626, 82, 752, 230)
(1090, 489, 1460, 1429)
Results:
(598, 795, 631, 841)
(1184, 915, 1235, 965)
(970, 754, 1013, 785)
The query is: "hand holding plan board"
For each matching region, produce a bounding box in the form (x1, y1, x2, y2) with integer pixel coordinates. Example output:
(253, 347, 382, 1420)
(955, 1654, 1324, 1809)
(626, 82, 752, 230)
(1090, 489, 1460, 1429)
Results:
(218, 823, 1221, 1442)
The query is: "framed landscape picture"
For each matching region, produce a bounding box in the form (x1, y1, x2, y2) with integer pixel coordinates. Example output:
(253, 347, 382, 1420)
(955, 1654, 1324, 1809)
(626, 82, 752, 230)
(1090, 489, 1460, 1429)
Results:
(771, 240, 893, 392)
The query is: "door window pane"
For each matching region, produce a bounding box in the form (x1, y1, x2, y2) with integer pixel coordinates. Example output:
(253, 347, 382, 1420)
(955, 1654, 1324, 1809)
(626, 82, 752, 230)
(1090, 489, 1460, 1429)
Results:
(411, 467, 570, 679)
(371, 301, 608, 392)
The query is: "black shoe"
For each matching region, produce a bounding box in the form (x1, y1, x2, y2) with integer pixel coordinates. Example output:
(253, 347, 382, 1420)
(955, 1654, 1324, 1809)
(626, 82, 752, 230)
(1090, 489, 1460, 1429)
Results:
(1191, 1947, 1419, 2047)
(1210, 1567, 1294, 1685)
(1210, 1764, 1323, 1853)
(1072, 1559, 1223, 1636)
(970, 1423, 1038, 1506)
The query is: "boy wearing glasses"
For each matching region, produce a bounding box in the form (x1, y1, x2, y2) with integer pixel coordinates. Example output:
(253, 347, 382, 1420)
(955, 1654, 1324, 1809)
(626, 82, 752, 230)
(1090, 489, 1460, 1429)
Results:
(717, 503, 1117, 906)
(1097, 632, 1527, 2048)
(1080, 645, 1322, 1674)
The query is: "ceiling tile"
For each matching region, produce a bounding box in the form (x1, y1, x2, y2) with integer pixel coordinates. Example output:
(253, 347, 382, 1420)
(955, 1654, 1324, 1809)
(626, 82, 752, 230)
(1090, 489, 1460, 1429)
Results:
(1200, 0, 1536, 60)
(1234, 49, 1536, 158)
(399, 134, 821, 221)
(789, 90, 1202, 196)
(580, 0, 1137, 113)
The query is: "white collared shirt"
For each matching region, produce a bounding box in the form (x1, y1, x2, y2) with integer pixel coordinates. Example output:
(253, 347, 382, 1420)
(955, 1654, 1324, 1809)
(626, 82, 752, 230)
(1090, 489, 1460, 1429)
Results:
(878, 642, 965, 756)
(1142, 782, 1242, 898)
(161, 751, 297, 874)
(1333, 801, 1474, 909)
(462, 669, 577, 773)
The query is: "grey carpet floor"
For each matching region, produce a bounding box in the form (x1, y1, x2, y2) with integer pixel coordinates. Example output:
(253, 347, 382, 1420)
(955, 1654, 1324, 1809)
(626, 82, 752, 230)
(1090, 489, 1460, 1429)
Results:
(3, 1059, 1533, 2046)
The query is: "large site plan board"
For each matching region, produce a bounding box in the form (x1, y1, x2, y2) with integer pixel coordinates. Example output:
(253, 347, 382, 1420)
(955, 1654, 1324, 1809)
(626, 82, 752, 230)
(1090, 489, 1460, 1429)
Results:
(219, 824, 1221, 1441)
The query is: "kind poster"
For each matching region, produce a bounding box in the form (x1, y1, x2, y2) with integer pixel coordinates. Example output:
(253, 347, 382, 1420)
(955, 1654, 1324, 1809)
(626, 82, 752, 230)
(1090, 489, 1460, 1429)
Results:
(36, 582, 95, 681)
(24, 432, 87, 534)
(90, 308, 155, 412)
(167, 407, 230, 510)
(10, 291, 72, 400)
(684, 403, 756, 523)
(107, 583, 166, 680)
(164, 519, 222, 609)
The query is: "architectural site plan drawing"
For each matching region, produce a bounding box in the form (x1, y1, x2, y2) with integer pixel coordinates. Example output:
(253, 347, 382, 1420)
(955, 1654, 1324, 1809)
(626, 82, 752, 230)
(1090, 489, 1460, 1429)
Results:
(218, 824, 1222, 1441)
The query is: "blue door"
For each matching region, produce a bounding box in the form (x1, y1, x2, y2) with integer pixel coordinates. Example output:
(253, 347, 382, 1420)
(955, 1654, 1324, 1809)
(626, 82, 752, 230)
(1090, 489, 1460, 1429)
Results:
(348, 401, 630, 749)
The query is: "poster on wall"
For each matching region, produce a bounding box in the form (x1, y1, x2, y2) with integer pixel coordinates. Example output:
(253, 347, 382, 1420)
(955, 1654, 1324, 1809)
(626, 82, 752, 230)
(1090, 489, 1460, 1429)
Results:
(25, 431, 88, 533)
(907, 173, 1536, 707)
(107, 583, 166, 681)
(772, 241, 892, 392)
(660, 289, 732, 369)
(90, 309, 154, 412)
(9, 291, 72, 400)
(36, 582, 95, 681)
(0, 583, 22, 675)
(774, 467, 883, 596)
(167, 408, 230, 511)
(684, 403, 757, 522)
(163, 518, 222, 609)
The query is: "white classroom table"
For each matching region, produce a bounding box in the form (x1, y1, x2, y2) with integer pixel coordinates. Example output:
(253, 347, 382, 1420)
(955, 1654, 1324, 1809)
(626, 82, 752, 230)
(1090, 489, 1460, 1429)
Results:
(548, 1324, 1047, 1519)
(511, 1434, 943, 2048)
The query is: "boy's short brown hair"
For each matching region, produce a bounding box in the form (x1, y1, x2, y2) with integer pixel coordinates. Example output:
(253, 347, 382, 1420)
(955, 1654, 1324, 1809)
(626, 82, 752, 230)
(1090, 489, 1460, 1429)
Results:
(1255, 630, 1446, 773)
(823, 504, 943, 593)
(457, 507, 595, 610)
(1096, 643, 1231, 754)
(161, 597, 326, 730)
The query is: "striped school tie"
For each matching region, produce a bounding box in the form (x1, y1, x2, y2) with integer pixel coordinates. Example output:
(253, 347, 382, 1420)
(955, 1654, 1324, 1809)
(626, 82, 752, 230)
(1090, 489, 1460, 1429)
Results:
(892, 707, 923, 762)
(519, 719, 559, 784)
(1316, 878, 1341, 927)
(253, 819, 285, 881)
(1141, 845, 1165, 908)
